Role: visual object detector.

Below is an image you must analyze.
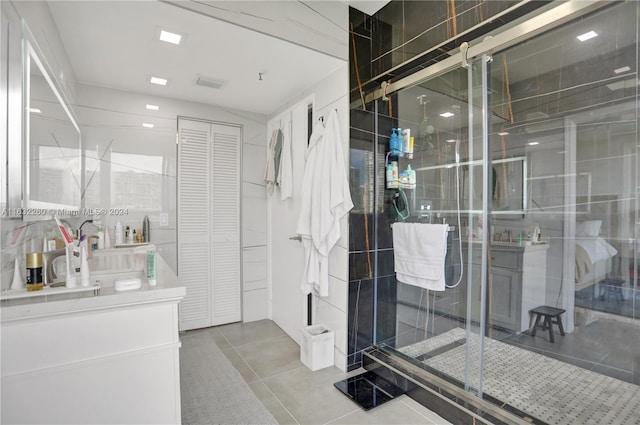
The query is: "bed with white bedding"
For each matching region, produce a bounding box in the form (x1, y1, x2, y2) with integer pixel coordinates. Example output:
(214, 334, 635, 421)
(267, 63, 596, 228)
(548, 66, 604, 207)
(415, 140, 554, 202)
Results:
(574, 220, 618, 291)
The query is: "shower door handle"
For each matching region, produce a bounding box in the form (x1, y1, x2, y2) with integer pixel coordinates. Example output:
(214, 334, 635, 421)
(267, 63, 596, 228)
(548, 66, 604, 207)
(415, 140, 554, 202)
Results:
(289, 235, 302, 242)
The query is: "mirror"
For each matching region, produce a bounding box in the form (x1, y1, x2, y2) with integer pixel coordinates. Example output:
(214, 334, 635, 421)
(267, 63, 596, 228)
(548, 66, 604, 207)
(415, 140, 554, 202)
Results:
(465, 156, 527, 215)
(23, 38, 81, 218)
(416, 156, 527, 216)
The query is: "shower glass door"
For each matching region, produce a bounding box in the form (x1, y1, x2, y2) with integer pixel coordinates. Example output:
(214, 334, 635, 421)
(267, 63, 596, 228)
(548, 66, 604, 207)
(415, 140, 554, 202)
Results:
(375, 59, 489, 397)
(375, 1, 639, 422)
(478, 2, 639, 423)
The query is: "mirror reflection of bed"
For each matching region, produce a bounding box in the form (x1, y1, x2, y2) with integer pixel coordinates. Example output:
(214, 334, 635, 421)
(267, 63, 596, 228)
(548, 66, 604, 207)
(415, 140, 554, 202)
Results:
(574, 195, 637, 321)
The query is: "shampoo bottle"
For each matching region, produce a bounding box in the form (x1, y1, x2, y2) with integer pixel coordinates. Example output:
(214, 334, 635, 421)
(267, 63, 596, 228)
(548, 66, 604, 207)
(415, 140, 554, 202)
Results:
(386, 164, 394, 189)
(391, 161, 399, 189)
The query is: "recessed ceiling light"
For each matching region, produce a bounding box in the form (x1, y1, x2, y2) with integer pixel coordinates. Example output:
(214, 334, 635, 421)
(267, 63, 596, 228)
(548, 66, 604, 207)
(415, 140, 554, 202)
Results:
(149, 76, 168, 86)
(142, 123, 154, 128)
(146, 104, 159, 111)
(528, 141, 539, 146)
(577, 31, 598, 42)
(445, 139, 457, 143)
(440, 112, 455, 118)
(498, 131, 509, 136)
(28, 108, 42, 114)
(614, 66, 631, 74)
(159, 30, 182, 45)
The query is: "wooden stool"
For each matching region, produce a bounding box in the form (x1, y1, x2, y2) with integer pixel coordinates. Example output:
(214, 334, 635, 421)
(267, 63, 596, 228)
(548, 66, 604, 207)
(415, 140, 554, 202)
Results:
(529, 306, 565, 343)
(599, 278, 625, 303)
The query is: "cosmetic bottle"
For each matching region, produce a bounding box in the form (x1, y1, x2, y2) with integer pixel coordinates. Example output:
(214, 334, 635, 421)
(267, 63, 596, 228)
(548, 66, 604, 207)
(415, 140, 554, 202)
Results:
(143, 216, 150, 243)
(115, 221, 123, 245)
(25, 252, 43, 292)
(147, 249, 157, 286)
(386, 164, 394, 189)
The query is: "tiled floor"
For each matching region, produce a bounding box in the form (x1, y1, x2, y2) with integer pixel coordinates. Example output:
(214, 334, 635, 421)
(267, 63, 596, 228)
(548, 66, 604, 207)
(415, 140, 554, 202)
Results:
(181, 319, 451, 425)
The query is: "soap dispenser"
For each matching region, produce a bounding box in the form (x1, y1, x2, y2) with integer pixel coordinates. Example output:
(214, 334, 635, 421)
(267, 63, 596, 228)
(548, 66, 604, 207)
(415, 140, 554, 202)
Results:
(389, 129, 400, 156)
(407, 164, 416, 189)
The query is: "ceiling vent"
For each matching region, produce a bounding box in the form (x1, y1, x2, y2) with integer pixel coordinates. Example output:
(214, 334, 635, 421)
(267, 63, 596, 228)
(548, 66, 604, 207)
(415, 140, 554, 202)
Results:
(195, 76, 224, 90)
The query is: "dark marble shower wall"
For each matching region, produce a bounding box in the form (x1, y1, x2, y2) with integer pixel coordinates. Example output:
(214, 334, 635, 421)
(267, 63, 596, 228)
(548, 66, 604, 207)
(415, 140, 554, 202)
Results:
(346, 1, 550, 371)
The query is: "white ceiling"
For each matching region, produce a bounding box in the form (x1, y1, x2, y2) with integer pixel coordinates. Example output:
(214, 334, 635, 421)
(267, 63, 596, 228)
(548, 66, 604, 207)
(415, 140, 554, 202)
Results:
(47, 1, 349, 116)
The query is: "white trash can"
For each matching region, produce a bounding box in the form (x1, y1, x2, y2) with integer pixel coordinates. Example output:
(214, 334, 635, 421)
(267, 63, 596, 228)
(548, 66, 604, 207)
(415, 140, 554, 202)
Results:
(300, 324, 334, 371)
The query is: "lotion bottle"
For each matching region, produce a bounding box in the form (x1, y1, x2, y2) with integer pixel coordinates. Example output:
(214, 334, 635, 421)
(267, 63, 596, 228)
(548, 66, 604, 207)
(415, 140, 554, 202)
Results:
(115, 221, 123, 245)
(147, 249, 157, 286)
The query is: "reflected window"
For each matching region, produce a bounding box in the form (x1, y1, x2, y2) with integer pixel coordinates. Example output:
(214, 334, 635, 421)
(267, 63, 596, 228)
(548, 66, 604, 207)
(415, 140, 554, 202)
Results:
(110, 152, 163, 210)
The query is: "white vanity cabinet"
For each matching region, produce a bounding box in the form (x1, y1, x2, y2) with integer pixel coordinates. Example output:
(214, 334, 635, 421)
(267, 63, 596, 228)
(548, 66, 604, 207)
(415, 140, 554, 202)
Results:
(466, 243, 549, 333)
(1, 253, 185, 424)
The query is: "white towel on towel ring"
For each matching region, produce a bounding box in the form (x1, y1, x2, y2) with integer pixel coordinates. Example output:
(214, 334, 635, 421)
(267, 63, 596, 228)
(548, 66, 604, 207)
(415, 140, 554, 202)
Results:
(392, 223, 448, 291)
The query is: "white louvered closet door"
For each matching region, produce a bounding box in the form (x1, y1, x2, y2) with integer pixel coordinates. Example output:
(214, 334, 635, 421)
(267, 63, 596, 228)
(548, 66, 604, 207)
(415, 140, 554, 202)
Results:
(210, 123, 241, 326)
(178, 119, 241, 331)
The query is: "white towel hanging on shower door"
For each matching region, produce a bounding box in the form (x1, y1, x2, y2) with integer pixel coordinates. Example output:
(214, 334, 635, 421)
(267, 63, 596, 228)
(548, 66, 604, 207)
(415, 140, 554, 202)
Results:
(392, 223, 448, 291)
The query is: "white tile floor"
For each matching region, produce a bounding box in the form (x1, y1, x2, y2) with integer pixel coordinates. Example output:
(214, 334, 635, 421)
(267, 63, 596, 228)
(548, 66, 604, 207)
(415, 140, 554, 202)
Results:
(181, 319, 451, 425)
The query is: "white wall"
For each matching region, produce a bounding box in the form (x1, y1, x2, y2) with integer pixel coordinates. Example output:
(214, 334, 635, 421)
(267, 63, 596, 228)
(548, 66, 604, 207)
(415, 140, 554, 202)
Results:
(268, 63, 350, 370)
(75, 84, 269, 320)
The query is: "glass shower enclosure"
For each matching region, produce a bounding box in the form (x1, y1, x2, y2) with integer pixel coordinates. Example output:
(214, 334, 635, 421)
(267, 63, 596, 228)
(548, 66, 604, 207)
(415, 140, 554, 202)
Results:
(366, 2, 640, 423)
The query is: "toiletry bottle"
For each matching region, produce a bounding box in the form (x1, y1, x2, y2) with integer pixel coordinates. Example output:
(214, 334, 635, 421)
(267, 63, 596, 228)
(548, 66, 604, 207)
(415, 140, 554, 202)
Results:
(143, 216, 150, 243)
(125, 226, 132, 243)
(115, 221, 123, 245)
(104, 224, 111, 249)
(131, 229, 137, 244)
(408, 136, 415, 159)
(389, 129, 399, 156)
(137, 229, 143, 243)
(402, 129, 412, 157)
(147, 249, 157, 286)
(399, 169, 410, 188)
(391, 161, 399, 189)
(386, 164, 394, 189)
(406, 164, 416, 189)
(97, 225, 104, 250)
(397, 128, 404, 157)
(25, 252, 43, 292)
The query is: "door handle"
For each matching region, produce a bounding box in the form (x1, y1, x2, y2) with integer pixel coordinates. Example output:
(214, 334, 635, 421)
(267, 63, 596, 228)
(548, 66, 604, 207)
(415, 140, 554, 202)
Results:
(289, 235, 302, 242)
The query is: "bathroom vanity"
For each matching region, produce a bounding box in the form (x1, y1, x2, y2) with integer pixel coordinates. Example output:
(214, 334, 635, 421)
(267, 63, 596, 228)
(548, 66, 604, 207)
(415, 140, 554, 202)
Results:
(1, 248, 185, 424)
(464, 242, 549, 333)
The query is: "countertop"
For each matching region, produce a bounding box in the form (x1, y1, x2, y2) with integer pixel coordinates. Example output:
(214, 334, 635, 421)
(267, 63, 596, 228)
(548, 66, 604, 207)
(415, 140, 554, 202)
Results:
(1, 247, 185, 323)
(468, 239, 550, 251)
